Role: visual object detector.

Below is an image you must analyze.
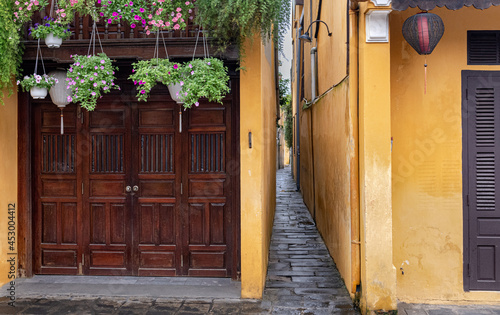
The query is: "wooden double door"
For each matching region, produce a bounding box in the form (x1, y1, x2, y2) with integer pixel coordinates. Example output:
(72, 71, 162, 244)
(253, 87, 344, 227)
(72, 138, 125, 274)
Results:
(33, 97, 237, 277)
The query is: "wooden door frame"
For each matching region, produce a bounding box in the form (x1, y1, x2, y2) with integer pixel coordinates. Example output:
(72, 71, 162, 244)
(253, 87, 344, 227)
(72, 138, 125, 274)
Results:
(462, 70, 500, 291)
(18, 64, 241, 279)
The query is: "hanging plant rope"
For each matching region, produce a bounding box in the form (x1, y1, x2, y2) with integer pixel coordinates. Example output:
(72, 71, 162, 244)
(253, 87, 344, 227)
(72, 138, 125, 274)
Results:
(66, 20, 119, 111)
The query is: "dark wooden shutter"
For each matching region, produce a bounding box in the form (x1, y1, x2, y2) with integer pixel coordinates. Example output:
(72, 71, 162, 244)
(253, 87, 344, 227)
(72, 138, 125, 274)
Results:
(464, 71, 500, 291)
(468, 31, 500, 65)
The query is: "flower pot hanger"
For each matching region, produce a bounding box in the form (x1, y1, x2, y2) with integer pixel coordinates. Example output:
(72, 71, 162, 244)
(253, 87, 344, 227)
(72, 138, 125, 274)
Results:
(32, 39, 48, 100)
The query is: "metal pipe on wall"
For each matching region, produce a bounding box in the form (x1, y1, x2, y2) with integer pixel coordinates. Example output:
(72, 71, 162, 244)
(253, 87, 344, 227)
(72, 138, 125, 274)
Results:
(311, 47, 317, 100)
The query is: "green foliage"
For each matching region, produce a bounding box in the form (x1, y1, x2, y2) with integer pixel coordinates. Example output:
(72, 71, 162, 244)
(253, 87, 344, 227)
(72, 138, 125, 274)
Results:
(279, 77, 293, 149)
(18, 74, 58, 91)
(194, 0, 291, 54)
(129, 58, 183, 102)
(128, 56, 229, 108)
(66, 53, 120, 111)
(29, 17, 72, 40)
(179, 57, 230, 109)
(0, 0, 23, 104)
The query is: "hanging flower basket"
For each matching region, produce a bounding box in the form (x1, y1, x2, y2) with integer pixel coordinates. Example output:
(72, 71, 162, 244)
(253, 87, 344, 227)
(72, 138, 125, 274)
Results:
(66, 53, 120, 111)
(30, 86, 49, 99)
(29, 17, 71, 48)
(129, 58, 183, 102)
(178, 57, 230, 108)
(17, 74, 58, 100)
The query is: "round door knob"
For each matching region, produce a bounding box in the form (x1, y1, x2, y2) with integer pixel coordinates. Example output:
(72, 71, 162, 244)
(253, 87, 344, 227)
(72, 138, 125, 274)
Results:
(125, 186, 132, 192)
(133, 185, 139, 192)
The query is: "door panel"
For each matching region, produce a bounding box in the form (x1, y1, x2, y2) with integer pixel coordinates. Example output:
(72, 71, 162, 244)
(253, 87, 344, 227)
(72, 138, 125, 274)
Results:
(183, 101, 232, 277)
(34, 105, 81, 275)
(464, 71, 500, 291)
(85, 105, 132, 275)
(135, 102, 181, 276)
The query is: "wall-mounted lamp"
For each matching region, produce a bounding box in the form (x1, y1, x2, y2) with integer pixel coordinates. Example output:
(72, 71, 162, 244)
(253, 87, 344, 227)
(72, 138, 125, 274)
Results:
(299, 20, 332, 42)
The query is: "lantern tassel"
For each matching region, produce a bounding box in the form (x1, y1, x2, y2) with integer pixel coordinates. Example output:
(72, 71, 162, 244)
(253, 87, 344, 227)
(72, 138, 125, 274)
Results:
(424, 56, 427, 94)
(60, 108, 64, 135)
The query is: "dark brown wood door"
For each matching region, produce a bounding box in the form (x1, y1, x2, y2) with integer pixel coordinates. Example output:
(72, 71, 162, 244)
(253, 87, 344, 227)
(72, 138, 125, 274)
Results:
(33, 104, 82, 275)
(463, 71, 500, 291)
(34, 93, 237, 277)
(84, 102, 134, 275)
(182, 100, 233, 277)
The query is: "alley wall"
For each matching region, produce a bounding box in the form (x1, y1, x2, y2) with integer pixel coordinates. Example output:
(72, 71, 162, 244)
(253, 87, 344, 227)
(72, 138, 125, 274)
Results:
(391, 5, 500, 304)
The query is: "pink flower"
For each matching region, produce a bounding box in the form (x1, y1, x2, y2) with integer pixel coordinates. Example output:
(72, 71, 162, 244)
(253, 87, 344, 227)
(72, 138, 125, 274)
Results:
(131, 23, 136, 28)
(91, 92, 96, 96)
(139, 8, 145, 12)
(81, 79, 85, 83)
(173, 24, 180, 30)
(107, 19, 112, 23)
(93, 83, 98, 87)
(180, 81, 184, 86)
(185, 1, 190, 5)
(173, 64, 178, 69)
(67, 96, 72, 102)
(140, 90, 145, 94)
(188, 64, 192, 68)
(191, 71, 194, 75)
(94, 72, 98, 76)
(176, 7, 181, 12)
(100, 60, 105, 64)
(195, 102, 199, 107)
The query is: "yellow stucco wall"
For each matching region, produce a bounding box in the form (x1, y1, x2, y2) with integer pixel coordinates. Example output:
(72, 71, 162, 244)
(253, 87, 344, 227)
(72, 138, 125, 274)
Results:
(295, 0, 359, 297)
(240, 37, 277, 298)
(358, 3, 397, 312)
(391, 5, 500, 304)
(0, 89, 18, 287)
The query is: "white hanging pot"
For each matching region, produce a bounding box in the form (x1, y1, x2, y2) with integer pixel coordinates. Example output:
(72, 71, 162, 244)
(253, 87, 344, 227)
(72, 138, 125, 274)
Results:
(167, 82, 185, 104)
(45, 33, 63, 48)
(30, 86, 48, 99)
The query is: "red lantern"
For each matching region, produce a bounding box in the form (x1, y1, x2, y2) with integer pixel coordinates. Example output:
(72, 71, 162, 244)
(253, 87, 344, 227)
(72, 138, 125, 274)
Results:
(402, 12, 445, 93)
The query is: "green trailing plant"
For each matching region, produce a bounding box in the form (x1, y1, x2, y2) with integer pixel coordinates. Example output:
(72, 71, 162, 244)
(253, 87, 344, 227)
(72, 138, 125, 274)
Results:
(29, 16, 72, 39)
(279, 77, 292, 149)
(17, 74, 58, 91)
(0, 0, 23, 104)
(66, 53, 120, 111)
(179, 57, 230, 109)
(194, 0, 291, 55)
(129, 58, 183, 101)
